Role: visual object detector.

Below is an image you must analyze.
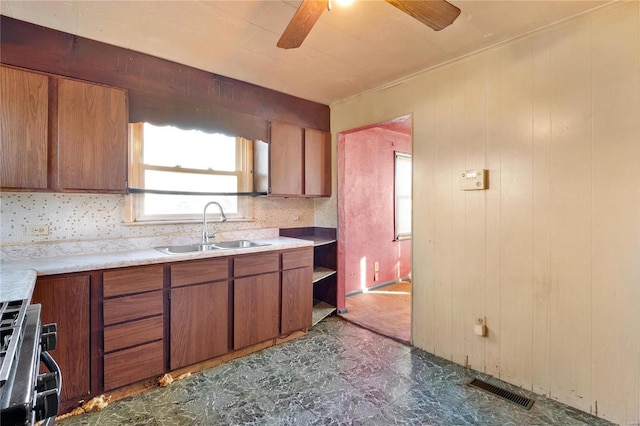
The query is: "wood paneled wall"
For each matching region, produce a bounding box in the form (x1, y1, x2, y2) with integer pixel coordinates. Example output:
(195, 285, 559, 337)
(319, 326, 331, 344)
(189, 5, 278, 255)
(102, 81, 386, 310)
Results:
(0, 16, 329, 141)
(330, 2, 640, 424)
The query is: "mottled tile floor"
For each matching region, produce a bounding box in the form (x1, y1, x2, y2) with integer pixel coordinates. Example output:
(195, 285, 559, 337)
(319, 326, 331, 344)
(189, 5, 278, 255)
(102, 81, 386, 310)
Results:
(59, 317, 611, 425)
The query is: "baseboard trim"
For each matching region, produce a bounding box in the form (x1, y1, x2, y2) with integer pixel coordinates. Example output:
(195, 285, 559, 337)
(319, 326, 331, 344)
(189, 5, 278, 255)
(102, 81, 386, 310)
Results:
(345, 276, 411, 297)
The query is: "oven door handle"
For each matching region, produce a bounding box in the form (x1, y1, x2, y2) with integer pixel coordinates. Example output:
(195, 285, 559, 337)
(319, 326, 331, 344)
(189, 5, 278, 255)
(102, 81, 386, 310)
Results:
(37, 351, 62, 425)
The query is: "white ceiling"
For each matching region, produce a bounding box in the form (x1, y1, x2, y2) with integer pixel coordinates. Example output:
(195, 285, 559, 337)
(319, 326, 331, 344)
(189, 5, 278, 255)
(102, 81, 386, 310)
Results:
(1, 0, 609, 105)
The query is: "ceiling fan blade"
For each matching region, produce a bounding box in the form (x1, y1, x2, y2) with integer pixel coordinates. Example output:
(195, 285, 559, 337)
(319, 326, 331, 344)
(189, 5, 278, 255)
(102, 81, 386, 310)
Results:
(385, 0, 461, 31)
(277, 0, 328, 49)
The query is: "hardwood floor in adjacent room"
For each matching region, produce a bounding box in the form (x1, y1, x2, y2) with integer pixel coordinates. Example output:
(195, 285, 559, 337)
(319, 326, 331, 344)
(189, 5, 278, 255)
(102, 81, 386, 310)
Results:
(340, 280, 411, 344)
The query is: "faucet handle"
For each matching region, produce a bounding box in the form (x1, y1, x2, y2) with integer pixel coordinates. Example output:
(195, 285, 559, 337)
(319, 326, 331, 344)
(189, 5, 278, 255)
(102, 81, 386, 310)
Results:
(205, 224, 219, 242)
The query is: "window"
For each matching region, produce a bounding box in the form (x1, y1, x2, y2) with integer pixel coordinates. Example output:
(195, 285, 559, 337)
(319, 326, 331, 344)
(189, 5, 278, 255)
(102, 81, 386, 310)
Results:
(126, 122, 253, 222)
(395, 152, 412, 240)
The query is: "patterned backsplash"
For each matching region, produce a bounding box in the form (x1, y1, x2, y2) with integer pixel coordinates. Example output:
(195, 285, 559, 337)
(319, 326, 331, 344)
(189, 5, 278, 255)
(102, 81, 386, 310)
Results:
(0, 192, 315, 259)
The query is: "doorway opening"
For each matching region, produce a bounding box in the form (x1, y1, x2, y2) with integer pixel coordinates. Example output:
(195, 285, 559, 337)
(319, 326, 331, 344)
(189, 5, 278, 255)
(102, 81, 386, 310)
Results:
(336, 115, 412, 344)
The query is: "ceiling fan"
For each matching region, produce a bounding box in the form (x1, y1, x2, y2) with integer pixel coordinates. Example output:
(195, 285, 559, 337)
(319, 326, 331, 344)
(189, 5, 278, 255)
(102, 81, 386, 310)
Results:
(277, 0, 461, 49)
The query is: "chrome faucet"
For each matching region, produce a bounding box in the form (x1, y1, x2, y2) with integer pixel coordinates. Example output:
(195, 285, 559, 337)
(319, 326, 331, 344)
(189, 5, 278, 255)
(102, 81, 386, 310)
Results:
(202, 201, 227, 244)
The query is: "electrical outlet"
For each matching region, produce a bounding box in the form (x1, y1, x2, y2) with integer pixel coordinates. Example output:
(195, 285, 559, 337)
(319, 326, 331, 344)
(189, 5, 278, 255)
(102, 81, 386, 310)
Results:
(474, 316, 487, 337)
(26, 224, 49, 236)
(374, 261, 379, 272)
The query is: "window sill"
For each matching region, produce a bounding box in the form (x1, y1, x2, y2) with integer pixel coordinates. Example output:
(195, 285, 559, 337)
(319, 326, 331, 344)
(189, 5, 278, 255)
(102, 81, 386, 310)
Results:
(121, 218, 256, 226)
(394, 236, 412, 242)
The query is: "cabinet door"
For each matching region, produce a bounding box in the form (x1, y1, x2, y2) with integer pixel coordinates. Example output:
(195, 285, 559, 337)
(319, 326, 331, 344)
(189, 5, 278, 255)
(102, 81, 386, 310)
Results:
(304, 128, 331, 197)
(269, 121, 304, 196)
(32, 275, 91, 404)
(57, 78, 127, 192)
(233, 272, 280, 349)
(0, 66, 48, 189)
(281, 266, 313, 334)
(171, 281, 230, 369)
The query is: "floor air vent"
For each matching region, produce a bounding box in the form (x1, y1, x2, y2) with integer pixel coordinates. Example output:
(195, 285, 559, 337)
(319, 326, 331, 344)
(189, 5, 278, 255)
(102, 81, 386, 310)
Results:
(468, 378, 535, 410)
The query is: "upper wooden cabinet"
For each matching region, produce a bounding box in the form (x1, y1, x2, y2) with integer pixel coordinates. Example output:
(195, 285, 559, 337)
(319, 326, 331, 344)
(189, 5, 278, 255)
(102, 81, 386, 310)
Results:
(304, 128, 331, 197)
(57, 78, 128, 192)
(0, 66, 49, 189)
(0, 67, 129, 193)
(269, 121, 304, 196)
(269, 121, 331, 197)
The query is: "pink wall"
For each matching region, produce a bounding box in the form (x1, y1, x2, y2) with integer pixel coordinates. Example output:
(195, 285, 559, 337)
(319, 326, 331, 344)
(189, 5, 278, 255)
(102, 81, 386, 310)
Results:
(339, 126, 411, 295)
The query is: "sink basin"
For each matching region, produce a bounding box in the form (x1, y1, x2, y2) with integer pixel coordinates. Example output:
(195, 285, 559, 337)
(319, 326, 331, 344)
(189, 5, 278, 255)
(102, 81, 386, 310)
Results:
(155, 244, 221, 254)
(213, 240, 268, 249)
(155, 240, 269, 254)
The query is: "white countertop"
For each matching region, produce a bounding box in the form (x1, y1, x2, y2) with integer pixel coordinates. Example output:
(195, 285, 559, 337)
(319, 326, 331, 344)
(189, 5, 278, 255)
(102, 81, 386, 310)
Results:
(0, 236, 313, 301)
(0, 269, 37, 303)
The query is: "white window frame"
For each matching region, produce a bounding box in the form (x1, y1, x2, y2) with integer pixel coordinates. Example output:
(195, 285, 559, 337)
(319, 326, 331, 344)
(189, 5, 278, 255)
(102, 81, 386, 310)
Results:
(125, 122, 253, 223)
(394, 151, 412, 240)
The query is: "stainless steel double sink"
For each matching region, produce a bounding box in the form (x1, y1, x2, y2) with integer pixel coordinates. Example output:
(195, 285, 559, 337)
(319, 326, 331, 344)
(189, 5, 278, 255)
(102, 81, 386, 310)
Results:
(155, 240, 268, 255)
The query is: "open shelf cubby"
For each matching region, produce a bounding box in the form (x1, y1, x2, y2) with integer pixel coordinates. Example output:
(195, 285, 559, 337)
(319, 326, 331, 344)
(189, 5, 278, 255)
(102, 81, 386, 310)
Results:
(280, 227, 337, 326)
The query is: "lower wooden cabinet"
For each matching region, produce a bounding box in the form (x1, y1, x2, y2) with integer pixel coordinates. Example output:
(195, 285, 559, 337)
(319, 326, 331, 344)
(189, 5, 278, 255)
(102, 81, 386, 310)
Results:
(233, 272, 280, 350)
(281, 248, 313, 334)
(281, 266, 313, 335)
(170, 281, 230, 369)
(102, 265, 165, 391)
(30, 247, 314, 405)
(32, 274, 91, 404)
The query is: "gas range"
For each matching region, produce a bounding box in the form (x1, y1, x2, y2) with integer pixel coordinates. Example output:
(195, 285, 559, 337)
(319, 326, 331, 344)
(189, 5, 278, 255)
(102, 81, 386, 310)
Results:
(0, 300, 29, 387)
(0, 299, 60, 425)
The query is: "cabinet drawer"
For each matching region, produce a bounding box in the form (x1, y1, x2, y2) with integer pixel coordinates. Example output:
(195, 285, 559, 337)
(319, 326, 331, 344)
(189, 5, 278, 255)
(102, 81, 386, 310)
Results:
(171, 258, 229, 287)
(233, 253, 280, 277)
(282, 248, 313, 270)
(104, 315, 163, 353)
(103, 291, 163, 326)
(103, 265, 164, 297)
(104, 340, 164, 390)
